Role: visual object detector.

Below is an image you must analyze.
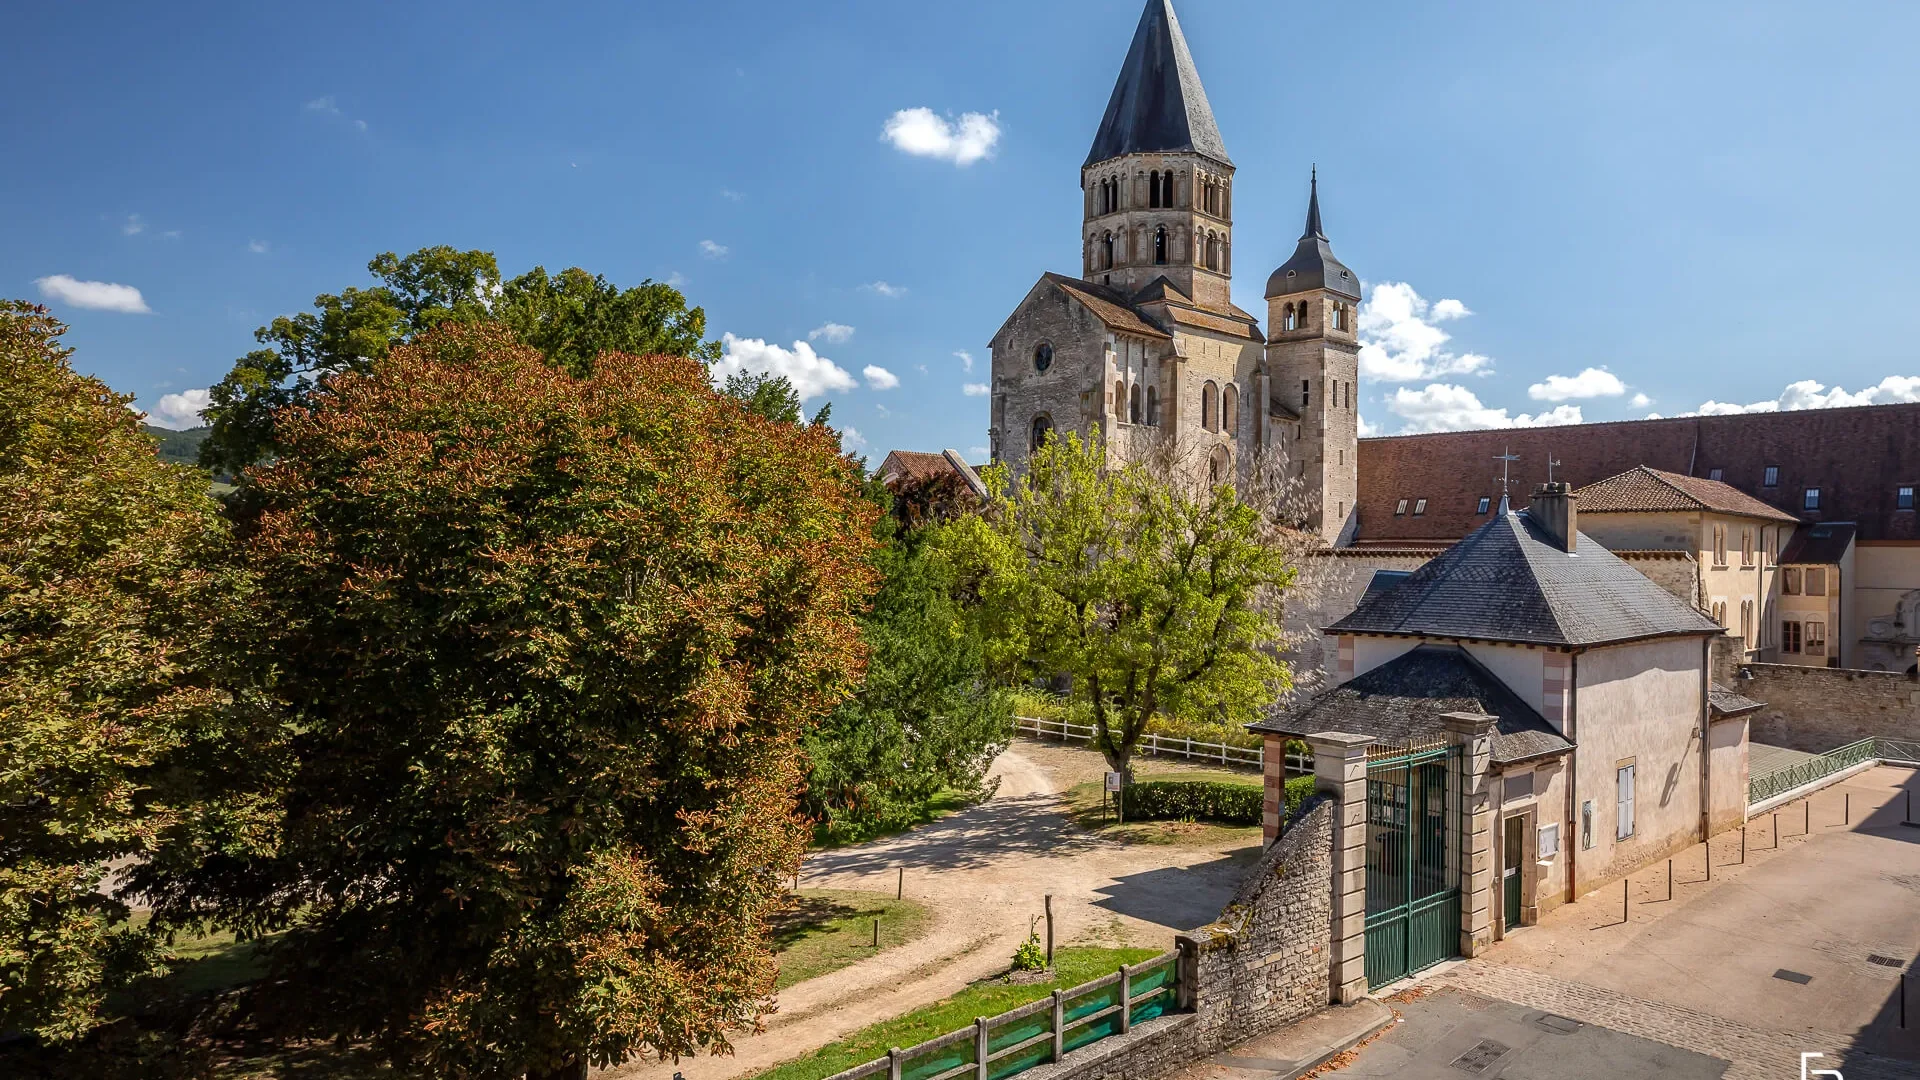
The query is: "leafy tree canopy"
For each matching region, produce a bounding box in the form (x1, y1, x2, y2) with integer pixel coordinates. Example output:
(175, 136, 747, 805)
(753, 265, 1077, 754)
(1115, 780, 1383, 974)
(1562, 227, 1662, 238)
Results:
(200, 248, 720, 474)
(944, 433, 1296, 776)
(146, 323, 876, 1079)
(0, 303, 253, 1043)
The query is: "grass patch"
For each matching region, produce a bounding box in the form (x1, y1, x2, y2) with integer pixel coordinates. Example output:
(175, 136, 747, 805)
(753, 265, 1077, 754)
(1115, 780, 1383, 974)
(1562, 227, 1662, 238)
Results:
(809, 788, 976, 850)
(747, 946, 1163, 1080)
(771, 890, 934, 990)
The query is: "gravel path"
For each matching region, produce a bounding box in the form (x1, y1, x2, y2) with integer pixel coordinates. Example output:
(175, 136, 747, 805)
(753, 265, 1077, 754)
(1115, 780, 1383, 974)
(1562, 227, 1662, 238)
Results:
(604, 743, 1259, 1080)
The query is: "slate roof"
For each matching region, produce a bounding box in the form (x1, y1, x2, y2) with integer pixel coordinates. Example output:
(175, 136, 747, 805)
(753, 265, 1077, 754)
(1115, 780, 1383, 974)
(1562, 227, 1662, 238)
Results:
(1578, 466, 1801, 523)
(1266, 171, 1362, 301)
(1085, 0, 1231, 168)
(1352, 402, 1920, 545)
(1326, 507, 1724, 647)
(1709, 684, 1766, 717)
(1779, 522, 1858, 566)
(1250, 645, 1573, 765)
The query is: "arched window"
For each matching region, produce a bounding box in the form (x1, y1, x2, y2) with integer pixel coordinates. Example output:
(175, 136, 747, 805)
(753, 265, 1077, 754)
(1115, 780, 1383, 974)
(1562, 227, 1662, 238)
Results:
(1208, 446, 1230, 487)
(1162, 171, 1174, 208)
(1154, 227, 1168, 265)
(1201, 381, 1218, 432)
(1129, 384, 1142, 424)
(1208, 234, 1222, 271)
(1223, 383, 1239, 433)
(1149, 171, 1161, 208)
(1284, 304, 1297, 331)
(1030, 413, 1054, 453)
(1101, 232, 1114, 270)
(1115, 380, 1127, 421)
(1146, 385, 1159, 425)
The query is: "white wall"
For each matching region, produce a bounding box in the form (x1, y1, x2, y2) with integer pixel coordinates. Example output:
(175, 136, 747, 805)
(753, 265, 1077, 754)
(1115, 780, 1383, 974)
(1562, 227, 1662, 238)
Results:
(1350, 636, 1418, 680)
(1463, 643, 1548, 717)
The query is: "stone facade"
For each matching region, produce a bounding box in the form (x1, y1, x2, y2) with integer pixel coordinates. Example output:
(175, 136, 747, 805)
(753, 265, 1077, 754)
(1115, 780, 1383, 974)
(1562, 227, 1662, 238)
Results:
(1741, 663, 1920, 752)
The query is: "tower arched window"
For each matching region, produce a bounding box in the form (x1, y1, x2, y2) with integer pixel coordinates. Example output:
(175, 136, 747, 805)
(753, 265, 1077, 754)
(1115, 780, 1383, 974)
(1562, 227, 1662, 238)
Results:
(1146, 385, 1159, 425)
(1223, 383, 1238, 433)
(1208, 446, 1231, 487)
(1154, 227, 1167, 266)
(1030, 413, 1054, 453)
(1129, 384, 1142, 424)
(1161, 171, 1174, 208)
(1284, 304, 1297, 332)
(1102, 232, 1114, 270)
(1115, 380, 1127, 421)
(1149, 171, 1161, 209)
(1201, 381, 1219, 432)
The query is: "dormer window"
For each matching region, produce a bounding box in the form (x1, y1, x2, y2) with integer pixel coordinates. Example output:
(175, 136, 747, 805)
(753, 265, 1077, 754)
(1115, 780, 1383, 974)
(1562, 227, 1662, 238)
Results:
(1899, 486, 1914, 510)
(1763, 466, 1779, 488)
(1804, 487, 1821, 511)
(1395, 499, 1408, 516)
(1708, 468, 1724, 482)
(1413, 499, 1427, 517)
(1477, 497, 1491, 514)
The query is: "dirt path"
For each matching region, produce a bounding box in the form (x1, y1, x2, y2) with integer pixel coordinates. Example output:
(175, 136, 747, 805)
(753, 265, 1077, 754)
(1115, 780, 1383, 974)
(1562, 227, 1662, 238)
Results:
(604, 743, 1259, 1080)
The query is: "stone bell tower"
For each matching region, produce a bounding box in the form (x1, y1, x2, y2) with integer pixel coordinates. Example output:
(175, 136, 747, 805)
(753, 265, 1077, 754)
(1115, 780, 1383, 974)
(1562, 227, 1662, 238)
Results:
(1266, 170, 1362, 544)
(1080, 0, 1237, 314)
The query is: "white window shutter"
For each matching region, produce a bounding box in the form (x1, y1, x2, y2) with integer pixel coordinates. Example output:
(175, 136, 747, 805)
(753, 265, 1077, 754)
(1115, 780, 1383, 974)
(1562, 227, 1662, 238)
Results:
(1617, 765, 1635, 840)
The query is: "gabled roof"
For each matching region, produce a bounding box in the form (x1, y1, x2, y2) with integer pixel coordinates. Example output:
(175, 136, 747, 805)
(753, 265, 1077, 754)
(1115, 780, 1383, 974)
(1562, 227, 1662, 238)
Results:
(1578, 465, 1800, 523)
(1779, 522, 1857, 566)
(1085, 0, 1231, 168)
(1250, 645, 1573, 765)
(1041, 273, 1172, 340)
(1327, 507, 1724, 647)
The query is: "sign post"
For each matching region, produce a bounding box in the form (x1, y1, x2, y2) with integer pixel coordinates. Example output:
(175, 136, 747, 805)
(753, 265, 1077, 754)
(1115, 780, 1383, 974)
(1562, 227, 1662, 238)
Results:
(1106, 771, 1125, 824)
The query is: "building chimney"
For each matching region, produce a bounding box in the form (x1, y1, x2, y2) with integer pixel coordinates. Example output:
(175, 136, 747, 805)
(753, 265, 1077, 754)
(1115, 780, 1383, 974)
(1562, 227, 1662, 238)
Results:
(1529, 482, 1577, 553)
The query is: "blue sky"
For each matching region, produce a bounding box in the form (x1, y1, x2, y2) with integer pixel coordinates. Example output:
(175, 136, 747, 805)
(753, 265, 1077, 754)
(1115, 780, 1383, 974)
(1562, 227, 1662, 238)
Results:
(8, 0, 1920, 459)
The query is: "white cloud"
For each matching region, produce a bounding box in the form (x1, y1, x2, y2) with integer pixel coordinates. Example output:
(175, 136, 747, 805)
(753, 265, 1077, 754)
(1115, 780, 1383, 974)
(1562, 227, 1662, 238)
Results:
(699, 240, 729, 259)
(719, 188, 745, 202)
(354, 118, 368, 132)
(304, 95, 340, 115)
(162, 229, 182, 240)
(1357, 282, 1493, 382)
(882, 107, 1001, 166)
(863, 365, 900, 390)
(841, 427, 867, 453)
(1358, 413, 1383, 438)
(864, 281, 908, 298)
(1630, 392, 1652, 408)
(665, 271, 688, 289)
(809, 322, 855, 344)
(1684, 376, 1920, 416)
(121, 214, 146, 236)
(34, 274, 151, 314)
(1527, 367, 1626, 402)
(953, 349, 974, 372)
(968, 446, 990, 461)
(248, 239, 270, 254)
(1386, 383, 1584, 433)
(146, 388, 211, 430)
(962, 382, 990, 396)
(712, 333, 856, 401)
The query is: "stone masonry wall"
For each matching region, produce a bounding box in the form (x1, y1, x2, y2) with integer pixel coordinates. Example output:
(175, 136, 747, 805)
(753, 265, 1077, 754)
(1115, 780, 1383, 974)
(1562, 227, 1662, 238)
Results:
(1742, 663, 1920, 753)
(1020, 797, 1337, 1080)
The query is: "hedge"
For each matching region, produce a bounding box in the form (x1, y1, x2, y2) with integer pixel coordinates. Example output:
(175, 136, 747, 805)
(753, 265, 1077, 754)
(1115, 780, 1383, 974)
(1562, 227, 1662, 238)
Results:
(1117, 776, 1316, 826)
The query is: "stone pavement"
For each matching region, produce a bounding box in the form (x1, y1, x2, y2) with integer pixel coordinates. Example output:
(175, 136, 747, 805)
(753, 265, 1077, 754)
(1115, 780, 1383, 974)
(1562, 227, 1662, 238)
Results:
(1170, 1000, 1393, 1080)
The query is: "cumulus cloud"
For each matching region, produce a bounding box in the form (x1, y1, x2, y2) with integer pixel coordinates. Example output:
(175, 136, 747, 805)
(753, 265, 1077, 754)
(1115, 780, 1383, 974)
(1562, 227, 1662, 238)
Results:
(248, 239, 270, 254)
(1358, 413, 1383, 438)
(862, 365, 900, 390)
(711, 334, 856, 401)
(808, 322, 855, 344)
(1358, 282, 1492, 382)
(954, 349, 974, 372)
(841, 427, 867, 453)
(1527, 367, 1627, 402)
(962, 382, 990, 396)
(1386, 383, 1584, 433)
(1630, 392, 1652, 408)
(699, 240, 729, 259)
(719, 188, 745, 202)
(146, 388, 211, 430)
(35, 274, 151, 314)
(883, 107, 1001, 166)
(864, 281, 908, 298)
(305, 95, 339, 115)
(121, 214, 146, 236)
(1685, 376, 1920, 416)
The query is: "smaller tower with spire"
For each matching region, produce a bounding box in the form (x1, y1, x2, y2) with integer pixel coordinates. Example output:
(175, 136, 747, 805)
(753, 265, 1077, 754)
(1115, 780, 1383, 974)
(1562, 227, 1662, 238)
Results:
(1265, 171, 1363, 543)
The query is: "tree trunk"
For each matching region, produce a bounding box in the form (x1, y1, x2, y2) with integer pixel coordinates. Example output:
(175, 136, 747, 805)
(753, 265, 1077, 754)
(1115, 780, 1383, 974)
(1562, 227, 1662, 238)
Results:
(527, 1059, 588, 1080)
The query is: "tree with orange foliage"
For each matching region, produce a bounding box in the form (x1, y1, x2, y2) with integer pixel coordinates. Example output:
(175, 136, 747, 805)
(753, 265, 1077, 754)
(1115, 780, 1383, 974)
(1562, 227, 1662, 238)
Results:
(140, 324, 877, 1079)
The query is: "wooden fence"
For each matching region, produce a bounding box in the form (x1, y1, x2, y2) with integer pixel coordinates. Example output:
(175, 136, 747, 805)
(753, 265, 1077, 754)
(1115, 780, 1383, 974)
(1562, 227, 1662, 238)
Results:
(1013, 715, 1307, 774)
(823, 953, 1181, 1080)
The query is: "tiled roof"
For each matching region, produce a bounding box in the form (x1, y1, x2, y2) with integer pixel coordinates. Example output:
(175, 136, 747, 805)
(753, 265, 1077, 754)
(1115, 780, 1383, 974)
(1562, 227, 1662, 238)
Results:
(1577, 466, 1800, 523)
(1709, 683, 1766, 717)
(1043, 274, 1172, 340)
(1779, 522, 1857, 566)
(1326, 508, 1724, 647)
(878, 449, 987, 496)
(1353, 403, 1920, 545)
(1250, 644, 1573, 765)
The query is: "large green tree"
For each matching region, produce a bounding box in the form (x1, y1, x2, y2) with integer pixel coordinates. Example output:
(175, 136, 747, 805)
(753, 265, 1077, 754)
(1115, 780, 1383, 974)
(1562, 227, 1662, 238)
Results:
(144, 324, 876, 1079)
(0, 303, 256, 1043)
(945, 433, 1296, 778)
(803, 478, 1008, 841)
(200, 247, 719, 474)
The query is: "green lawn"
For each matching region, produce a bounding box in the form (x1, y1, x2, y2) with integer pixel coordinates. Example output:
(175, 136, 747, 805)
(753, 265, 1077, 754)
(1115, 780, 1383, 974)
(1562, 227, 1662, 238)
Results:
(810, 788, 976, 850)
(771, 890, 935, 990)
(747, 946, 1164, 1080)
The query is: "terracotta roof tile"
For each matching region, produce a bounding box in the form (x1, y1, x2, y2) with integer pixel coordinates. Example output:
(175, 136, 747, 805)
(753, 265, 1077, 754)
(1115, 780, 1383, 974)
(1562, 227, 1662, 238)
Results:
(1043, 273, 1171, 340)
(1578, 466, 1801, 523)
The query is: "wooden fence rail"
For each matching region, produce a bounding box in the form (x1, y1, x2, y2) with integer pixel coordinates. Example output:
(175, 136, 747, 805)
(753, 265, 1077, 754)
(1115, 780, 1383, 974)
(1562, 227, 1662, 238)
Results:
(1013, 715, 1308, 774)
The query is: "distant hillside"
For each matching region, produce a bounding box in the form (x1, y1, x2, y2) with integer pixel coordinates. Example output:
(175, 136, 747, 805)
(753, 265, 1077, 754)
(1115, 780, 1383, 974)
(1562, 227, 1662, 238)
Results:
(142, 424, 211, 468)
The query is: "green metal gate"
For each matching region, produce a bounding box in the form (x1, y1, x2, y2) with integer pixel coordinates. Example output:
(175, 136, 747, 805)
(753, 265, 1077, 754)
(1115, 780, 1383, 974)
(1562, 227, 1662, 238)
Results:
(1364, 745, 1461, 988)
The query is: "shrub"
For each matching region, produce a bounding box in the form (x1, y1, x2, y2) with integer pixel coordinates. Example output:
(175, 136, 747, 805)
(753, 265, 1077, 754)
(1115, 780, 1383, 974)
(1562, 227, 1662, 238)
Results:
(1011, 932, 1046, 972)
(1115, 776, 1318, 826)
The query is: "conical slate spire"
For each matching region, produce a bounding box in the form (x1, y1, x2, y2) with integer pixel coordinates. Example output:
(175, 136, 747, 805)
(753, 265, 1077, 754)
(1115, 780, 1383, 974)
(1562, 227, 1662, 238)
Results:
(1084, 0, 1231, 168)
(1302, 166, 1325, 240)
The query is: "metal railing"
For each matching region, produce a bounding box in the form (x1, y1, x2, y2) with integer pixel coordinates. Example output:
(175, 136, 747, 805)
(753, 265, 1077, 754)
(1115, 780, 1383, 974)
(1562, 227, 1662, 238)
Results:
(823, 953, 1181, 1080)
(1748, 737, 1886, 806)
(1013, 715, 1307, 773)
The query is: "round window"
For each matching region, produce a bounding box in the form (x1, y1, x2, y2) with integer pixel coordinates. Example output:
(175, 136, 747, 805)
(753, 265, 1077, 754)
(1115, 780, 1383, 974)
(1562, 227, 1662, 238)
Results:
(1033, 342, 1053, 373)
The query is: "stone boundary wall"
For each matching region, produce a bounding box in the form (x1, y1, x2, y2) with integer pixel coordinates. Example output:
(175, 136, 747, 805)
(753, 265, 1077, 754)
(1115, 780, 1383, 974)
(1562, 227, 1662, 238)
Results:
(1019, 796, 1337, 1079)
(1742, 663, 1920, 753)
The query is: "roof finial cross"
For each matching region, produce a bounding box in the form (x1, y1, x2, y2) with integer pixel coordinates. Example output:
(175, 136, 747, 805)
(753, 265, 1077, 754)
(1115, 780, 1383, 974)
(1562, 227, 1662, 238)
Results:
(1495, 446, 1521, 497)
(1547, 455, 1562, 483)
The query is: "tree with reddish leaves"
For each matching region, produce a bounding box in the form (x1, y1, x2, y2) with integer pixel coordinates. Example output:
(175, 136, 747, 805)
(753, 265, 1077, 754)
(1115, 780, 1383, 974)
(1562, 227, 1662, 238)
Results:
(142, 324, 877, 1079)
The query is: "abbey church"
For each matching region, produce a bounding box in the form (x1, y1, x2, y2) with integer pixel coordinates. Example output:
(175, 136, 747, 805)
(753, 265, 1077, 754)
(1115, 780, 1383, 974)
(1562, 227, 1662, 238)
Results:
(974, 0, 1920, 678)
